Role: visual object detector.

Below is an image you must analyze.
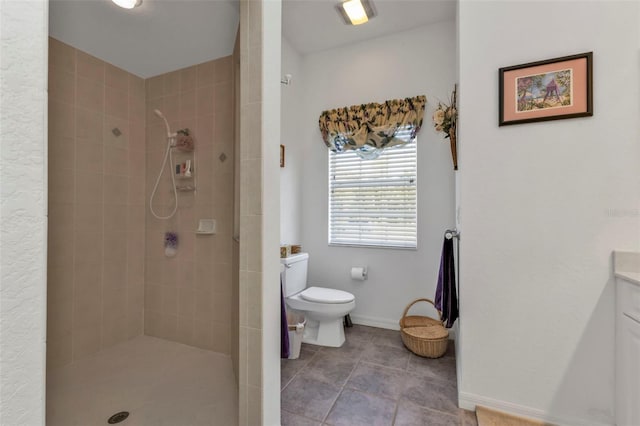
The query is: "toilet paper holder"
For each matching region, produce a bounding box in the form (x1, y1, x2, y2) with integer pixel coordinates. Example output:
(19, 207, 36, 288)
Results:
(351, 266, 368, 281)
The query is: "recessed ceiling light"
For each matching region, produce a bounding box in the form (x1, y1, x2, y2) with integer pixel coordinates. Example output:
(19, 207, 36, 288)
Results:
(112, 0, 142, 9)
(336, 0, 376, 26)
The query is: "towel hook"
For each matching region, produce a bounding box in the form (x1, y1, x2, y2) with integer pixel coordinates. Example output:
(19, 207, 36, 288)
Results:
(444, 229, 460, 240)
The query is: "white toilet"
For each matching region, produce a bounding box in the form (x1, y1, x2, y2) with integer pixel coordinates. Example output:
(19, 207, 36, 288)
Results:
(281, 253, 355, 347)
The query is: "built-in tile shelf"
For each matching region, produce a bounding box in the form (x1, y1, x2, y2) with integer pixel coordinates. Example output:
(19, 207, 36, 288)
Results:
(614, 251, 640, 286)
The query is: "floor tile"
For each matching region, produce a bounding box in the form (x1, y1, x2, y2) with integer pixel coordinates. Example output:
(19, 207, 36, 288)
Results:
(300, 352, 358, 387)
(281, 325, 460, 425)
(400, 375, 459, 415)
(324, 389, 396, 426)
(407, 353, 457, 383)
(282, 346, 318, 389)
(460, 409, 478, 426)
(344, 325, 377, 343)
(394, 401, 460, 426)
(319, 335, 369, 359)
(371, 328, 405, 349)
(281, 409, 322, 426)
(361, 342, 411, 370)
(345, 361, 408, 400)
(280, 375, 341, 421)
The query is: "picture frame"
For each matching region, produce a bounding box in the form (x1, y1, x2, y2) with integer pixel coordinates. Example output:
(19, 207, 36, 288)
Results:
(280, 144, 285, 168)
(499, 52, 593, 126)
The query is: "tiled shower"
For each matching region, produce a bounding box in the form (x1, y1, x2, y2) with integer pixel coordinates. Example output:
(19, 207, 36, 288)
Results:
(46, 35, 240, 424)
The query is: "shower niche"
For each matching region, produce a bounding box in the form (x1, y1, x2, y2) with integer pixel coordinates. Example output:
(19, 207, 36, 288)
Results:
(173, 129, 197, 192)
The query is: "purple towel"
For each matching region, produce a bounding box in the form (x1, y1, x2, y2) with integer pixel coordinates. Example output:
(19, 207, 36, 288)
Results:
(281, 279, 290, 359)
(435, 237, 459, 328)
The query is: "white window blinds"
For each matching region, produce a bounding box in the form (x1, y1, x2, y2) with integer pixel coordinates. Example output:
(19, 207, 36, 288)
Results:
(328, 140, 417, 249)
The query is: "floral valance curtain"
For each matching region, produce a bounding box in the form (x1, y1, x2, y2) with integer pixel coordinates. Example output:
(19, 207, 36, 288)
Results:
(318, 95, 426, 159)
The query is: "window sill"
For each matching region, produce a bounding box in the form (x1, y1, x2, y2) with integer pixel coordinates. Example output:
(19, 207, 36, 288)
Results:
(328, 243, 417, 251)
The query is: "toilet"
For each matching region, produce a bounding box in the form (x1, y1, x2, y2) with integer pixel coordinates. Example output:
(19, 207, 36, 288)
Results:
(281, 253, 355, 347)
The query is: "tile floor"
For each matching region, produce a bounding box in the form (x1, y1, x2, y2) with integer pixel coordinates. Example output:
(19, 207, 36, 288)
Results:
(281, 325, 478, 426)
(46, 335, 237, 426)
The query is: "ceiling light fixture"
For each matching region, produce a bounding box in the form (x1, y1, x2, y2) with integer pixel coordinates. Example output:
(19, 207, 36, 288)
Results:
(112, 0, 142, 9)
(336, 0, 376, 26)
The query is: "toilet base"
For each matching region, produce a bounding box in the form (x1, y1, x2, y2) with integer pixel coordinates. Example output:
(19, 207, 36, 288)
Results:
(302, 317, 345, 347)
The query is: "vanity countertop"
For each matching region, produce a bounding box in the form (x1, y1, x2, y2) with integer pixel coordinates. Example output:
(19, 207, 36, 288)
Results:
(613, 251, 640, 287)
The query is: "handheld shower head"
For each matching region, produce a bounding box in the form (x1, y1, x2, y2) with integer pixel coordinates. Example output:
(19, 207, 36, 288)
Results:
(154, 109, 173, 138)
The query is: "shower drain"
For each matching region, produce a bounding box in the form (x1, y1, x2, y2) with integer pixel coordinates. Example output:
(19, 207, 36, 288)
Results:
(107, 411, 129, 424)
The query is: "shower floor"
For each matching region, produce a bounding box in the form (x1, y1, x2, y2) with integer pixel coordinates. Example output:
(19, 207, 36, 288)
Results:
(46, 335, 238, 426)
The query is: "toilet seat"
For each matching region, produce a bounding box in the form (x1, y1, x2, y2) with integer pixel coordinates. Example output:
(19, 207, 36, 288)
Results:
(300, 286, 355, 304)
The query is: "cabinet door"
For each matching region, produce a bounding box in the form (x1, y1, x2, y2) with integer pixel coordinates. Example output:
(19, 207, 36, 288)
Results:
(617, 313, 640, 426)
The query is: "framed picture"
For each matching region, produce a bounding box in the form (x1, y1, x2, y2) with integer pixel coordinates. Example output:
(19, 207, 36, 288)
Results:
(280, 144, 285, 168)
(499, 52, 593, 126)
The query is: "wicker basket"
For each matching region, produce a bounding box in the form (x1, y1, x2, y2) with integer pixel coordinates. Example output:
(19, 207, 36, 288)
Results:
(399, 298, 449, 358)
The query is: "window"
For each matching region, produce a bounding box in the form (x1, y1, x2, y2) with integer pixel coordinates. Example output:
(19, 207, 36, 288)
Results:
(328, 140, 417, 249)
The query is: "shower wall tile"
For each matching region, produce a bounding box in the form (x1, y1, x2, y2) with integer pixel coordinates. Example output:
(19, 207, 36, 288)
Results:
(106, 63, 129, 90)
(144, 56, 235, 354)
(180, 66, 198, 93)
(49, 37, 76, 74)
(76, 77, 104, 112)
(106, 87, 129, 120)
(77, 51, 104, 83)
(47, 38, 146, 370)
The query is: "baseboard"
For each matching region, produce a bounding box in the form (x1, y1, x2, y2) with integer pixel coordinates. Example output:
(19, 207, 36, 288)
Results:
(458, 392, 612, 426)
(350, 314, 457, 339)
(350, 314, 400, 330)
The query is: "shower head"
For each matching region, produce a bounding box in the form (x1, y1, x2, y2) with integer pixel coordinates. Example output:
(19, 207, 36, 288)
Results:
(154, 109, 173, 138)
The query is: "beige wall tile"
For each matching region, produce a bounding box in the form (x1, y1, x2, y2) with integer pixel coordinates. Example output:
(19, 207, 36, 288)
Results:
(75, 107, 103, 143)
(49, 135, 75, 172)
(157, 313, 178, 341)
(47, 332, 72, 370)
(214, 56, 233, 84)
(75, 203, 103, 233)
(180, 90, 197, 120)
(74, 231, 103, 264)
(104, 175, 128, 205)
(104, 145, 129, 176)
(73, 325, 101, 360)
(146, 75, 163, 100)
(76, 141, 104, 172)
(102, 258, 127, 288)
(49, 68, 75, 104)
(77, 51, 104, 83)
(197, 61, 215, 88)
(162, 285, 178, 316)
(76, 76, 104, 112)
(211, 322, 230, 354)
(162, 93, 180, 123)
(176, 316, 195, 346)
(49, 100, 75, 139)
(180, 66, 197, 92)
(105, 63, 129, 91)
(177, 287, 195, 318)
(49, 168, 75, 205)
(75, 171, 103, 205)
(49, 38, 76, 74)
(164, 71, 181, 96)
(105, 88, 129, 121)
(197, 86, 215, 116)
(193, 319, 213, 350)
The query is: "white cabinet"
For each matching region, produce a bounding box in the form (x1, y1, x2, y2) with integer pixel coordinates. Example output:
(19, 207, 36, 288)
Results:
(616, 278, 640, 426)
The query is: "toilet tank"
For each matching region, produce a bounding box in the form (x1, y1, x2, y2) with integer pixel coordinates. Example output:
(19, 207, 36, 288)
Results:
(280, 253, 309, 297)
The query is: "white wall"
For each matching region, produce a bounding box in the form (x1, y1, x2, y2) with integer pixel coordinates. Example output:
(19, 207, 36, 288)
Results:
(280, 37, 303, 244)
(0, 0, 48, 424)
(291, 21, 457, 328)
(457, 1, 640, 424)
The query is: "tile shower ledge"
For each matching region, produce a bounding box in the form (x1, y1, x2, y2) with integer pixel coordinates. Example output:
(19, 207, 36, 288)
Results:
(613, 251, 640, 286)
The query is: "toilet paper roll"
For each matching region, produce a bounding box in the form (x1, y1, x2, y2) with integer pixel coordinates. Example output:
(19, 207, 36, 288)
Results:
(351, 267, 367, 281)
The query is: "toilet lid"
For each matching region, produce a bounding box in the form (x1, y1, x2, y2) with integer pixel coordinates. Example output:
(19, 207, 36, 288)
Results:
(300, 287, 355, 304)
